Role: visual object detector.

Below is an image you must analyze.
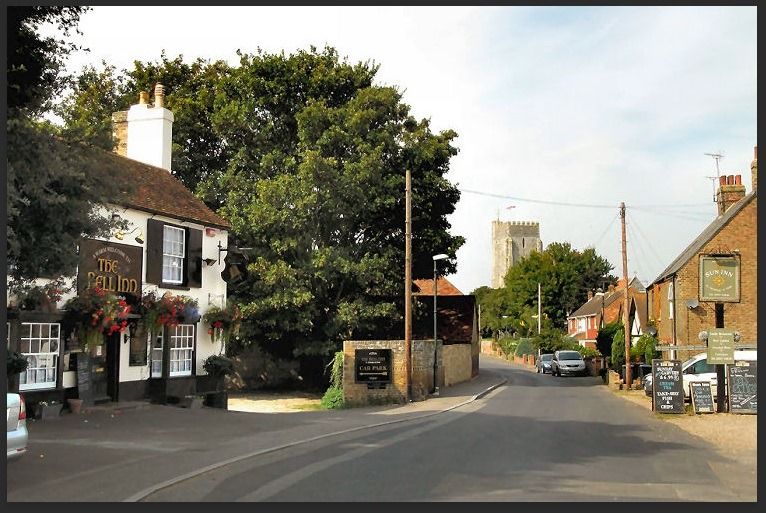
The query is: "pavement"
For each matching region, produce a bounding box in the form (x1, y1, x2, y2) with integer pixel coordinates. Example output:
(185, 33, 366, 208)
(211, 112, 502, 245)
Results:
(6, 365, 506, 502)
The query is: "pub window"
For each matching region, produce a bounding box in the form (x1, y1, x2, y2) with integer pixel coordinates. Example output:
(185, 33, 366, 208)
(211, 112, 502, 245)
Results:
(163, 225, 185, 284)
(667, 283, 674, 320)
(150, 331, 164, 377)
(19, 323, 59, 391)
(128, 325, 148, 366)
(169, 324, 194, 377)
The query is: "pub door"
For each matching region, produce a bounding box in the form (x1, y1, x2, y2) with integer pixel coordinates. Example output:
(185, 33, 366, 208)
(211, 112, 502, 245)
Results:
(106, 332, 121, 402)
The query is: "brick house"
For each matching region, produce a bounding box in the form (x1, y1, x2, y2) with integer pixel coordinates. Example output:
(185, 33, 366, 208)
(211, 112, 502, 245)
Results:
(567, 277, 647, 348)
(7, 85, 233, 407)
(647, 147, 757, 361)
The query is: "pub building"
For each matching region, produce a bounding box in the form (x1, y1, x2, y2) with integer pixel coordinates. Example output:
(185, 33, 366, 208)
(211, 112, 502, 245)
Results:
(6, 85, 233, 408)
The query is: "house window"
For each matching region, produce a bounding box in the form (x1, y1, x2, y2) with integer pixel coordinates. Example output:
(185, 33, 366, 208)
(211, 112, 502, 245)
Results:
(150, 331, 164, 377)
(667, 283, 674, 320)
(163, 225, 185, 284)
(169, 324, 194, 377)
(19, 323, 59, 391)
(577, 318, 586, 332)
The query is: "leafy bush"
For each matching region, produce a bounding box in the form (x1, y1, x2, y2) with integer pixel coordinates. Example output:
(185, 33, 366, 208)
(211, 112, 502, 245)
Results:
(611, 330, 625, 368)
(514, 338, 536, 357)
(321, 351, 345, 409)
(597, 322, 622, 357)
(634, 333, 660, 363)
(533, 329, 579, 353)
(203, 354, 236, 379)
(7, 351, 28, 376)
(496, 335, 517, 357)
(577, 346, 602, 359)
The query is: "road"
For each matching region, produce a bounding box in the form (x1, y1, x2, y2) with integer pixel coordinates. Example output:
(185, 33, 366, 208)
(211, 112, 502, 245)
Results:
(139, 357, 755, 502)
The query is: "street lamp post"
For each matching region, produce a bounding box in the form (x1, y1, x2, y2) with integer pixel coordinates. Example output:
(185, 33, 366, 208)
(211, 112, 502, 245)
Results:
(432, 253, 448, 395)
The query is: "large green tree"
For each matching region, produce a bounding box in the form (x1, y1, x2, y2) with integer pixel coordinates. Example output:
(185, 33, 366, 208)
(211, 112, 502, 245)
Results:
(477, 242, 616, 334)
(60, 47, 465, 383)
(6, 7, 126, 285)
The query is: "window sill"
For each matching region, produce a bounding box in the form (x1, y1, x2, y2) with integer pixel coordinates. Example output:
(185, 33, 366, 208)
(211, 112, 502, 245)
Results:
(161, 283, 191, 291)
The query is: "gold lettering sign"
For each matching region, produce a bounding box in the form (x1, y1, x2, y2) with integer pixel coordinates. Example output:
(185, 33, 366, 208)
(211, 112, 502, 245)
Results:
(78, 238, 143, 305)
(699, 255, 740, 302)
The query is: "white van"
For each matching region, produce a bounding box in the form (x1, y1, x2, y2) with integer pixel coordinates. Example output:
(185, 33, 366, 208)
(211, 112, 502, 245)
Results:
(644, 350, 757, 399)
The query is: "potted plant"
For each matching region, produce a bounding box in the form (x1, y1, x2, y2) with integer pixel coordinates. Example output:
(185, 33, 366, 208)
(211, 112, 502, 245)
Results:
(139, 291, 199, 334)
(7, 350, 29, 390)
(202, 302, 241, 351)
(67, 397, 84, 414)
(63, 286, 131, 348)
(35, 400, 63, 420)
(202, 354, 235, 409)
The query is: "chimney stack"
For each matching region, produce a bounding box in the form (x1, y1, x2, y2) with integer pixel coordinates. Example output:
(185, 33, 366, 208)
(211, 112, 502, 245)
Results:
(587, 290, 593, 301)
(110, 84, 174, 171)
(752, 146, 758, 191)
(716, 171, 746, 216)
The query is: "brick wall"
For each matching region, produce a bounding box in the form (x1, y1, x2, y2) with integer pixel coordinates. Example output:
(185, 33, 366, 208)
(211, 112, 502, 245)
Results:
(343, 340, 441, 407)
(112, 110, 128, 156)
(443, 344, 472, 386)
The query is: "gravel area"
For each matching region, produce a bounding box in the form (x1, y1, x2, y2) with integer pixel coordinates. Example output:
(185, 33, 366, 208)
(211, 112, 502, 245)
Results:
(227, 391, 324, 413)
(610, 388, 757, 453)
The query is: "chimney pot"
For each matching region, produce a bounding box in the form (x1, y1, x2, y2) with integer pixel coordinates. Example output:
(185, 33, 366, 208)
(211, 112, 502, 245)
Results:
(727, 174, 735, 185)
(719, 176, 727, 186)
(139, 91, 149, 104)
(154, 83, 165, 108)
(734, 175, 741, 185)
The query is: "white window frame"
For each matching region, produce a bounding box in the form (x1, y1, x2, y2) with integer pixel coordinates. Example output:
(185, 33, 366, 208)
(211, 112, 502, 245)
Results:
(150, 330, 164, 378)
(169, 324, 194, 377)
(667, 283, 674, 320)
(19, 322, 59, 391)
(577, 317, 587, 333)
(162, 225, 185, 284)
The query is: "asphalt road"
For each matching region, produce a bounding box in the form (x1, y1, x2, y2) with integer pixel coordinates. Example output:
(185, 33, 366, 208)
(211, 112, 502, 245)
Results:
(142, 357, 756, 502)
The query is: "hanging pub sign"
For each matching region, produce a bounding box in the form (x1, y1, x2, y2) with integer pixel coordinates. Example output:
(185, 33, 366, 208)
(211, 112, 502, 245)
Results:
(355, 349, 392, 385)
(651, 359, 685, 414)
(77, 238, 143, 306)
(707, 329, 735, 365)
(699, 255, 740, 302)
(728, 361, 757, 415)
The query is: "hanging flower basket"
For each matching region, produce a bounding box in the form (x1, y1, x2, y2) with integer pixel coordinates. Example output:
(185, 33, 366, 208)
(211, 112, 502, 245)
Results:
(63, 287, 131, 348)
(139, 291, 199, 334)
(202, 303, 241, 345)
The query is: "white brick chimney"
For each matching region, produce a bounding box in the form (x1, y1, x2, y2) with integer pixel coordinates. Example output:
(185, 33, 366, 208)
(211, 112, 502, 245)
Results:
(125, 84, 174, 171)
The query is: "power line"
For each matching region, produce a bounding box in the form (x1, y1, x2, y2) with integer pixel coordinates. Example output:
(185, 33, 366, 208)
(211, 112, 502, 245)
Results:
(590, 212, 619, 249)
(459, 188, 710, 209)
(626, 211, 666, 272)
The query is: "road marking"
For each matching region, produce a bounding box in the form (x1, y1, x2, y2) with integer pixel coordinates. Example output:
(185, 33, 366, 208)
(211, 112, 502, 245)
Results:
(124, 378, 507, 502)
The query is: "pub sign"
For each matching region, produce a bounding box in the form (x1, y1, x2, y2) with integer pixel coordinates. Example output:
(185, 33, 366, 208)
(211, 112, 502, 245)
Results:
(355, 349, 392, 384)
(707, 329, 735, 365)
(78, 238, 143, 305)
(699, 255, 740, 302)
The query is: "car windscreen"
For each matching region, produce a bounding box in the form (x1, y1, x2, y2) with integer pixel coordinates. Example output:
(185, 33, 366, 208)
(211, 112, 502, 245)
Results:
(559, 351, 583, 360)
(541, 354, 553, 361)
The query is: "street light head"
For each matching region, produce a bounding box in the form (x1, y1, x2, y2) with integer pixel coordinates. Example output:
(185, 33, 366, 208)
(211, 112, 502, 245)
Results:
(432, 254, 449, 261)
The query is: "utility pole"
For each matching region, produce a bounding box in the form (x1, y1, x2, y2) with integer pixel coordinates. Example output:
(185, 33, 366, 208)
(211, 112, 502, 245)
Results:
(620, 202, 631, 388)
(537, 282, 542, 335)
(404, 169, 412, 401)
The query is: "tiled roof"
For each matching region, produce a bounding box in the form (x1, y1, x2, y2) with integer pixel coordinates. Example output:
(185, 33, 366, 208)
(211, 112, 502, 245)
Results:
(413, 295, 476, 344)
(93, 144, 230, 229)
(413, 277, 464, 296)
(569, 278, 643, 319)
(652, 192, 756, 284)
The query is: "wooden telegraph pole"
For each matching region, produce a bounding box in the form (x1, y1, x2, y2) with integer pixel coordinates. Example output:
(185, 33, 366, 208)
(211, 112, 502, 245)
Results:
(404, 169, 413, 401)
(620, 202, 632, 388)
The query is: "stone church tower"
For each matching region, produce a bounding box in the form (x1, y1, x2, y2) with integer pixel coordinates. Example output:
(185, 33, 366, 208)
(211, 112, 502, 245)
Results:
(491, 220, 542, 288)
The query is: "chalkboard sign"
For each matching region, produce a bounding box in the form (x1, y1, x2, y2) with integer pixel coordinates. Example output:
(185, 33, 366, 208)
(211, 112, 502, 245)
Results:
(690, 381, 715, 414)
(355, 349, 392, 384)
(652, 359, 685, 414)
(75, 352, 94, 406)
(728, 361, 757, 414)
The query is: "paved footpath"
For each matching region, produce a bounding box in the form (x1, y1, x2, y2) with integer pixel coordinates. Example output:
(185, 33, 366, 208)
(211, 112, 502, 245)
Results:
(6, 367, 505, 502)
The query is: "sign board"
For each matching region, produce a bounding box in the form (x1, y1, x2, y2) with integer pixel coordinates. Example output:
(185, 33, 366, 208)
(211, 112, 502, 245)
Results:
(689, 381, 715, 414)
(707, 329, 735, 365)
(651, 359, 685, 414)
(75, 353, 93, 406)
(728, 361, 757, 414)
(355, 349, 392, 384)
(699, 255, 740, 302)
(77, 238, 143, 306)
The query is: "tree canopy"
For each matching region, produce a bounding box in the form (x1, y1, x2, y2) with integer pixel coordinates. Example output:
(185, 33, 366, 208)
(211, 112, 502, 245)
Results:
(60, 47, 465, 378)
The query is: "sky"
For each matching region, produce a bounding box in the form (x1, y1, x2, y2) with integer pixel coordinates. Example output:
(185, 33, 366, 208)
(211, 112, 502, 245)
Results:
(41, 6, 757, 294)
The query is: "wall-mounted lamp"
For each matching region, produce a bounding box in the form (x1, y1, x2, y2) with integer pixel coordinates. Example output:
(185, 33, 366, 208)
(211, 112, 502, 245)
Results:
(115, 227, 145, 244)
(698, 330, 709, 342)
(112, 213, 124, 223)
(203, 258, 218, 266)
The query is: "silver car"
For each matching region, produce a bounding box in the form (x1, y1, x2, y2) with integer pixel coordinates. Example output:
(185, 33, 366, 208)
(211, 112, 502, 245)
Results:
(7, 393, 28, 461)
(551, 350, 586, 377)
(536, 353, 554, 374)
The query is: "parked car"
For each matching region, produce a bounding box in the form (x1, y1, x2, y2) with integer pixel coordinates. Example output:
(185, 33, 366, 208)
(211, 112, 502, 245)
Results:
(7, 393, 28, 461)
(536, 353, 554, 374)
(643, 350, 757, 399)
(551, 350, 586, 377)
